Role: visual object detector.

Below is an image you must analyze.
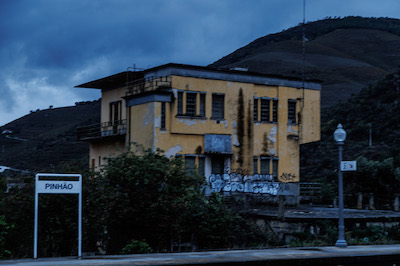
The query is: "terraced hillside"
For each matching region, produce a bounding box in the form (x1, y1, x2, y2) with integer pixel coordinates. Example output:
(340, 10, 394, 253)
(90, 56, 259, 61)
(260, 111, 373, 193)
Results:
(211, 17, 400, 106)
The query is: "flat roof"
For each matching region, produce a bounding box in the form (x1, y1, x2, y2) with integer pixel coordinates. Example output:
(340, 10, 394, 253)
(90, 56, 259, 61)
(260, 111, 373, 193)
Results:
(75, 63, 322, 90)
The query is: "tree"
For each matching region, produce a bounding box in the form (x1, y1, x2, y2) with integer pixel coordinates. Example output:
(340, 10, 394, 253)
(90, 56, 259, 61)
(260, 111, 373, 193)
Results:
(90, 147, 205, 253)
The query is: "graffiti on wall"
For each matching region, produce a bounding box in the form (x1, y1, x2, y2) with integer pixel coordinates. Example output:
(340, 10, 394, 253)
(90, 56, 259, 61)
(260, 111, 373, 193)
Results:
(280, 172, 296, 182)
(209, 173, 280, 195)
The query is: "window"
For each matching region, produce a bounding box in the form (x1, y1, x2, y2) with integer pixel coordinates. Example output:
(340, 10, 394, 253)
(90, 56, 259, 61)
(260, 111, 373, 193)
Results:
(253, 157, 258, 174)
(200, 93, 206, 117)
(272, 158, 279, 178)
(260, 98, 270, 122)
(272, 99, 278, 123)
(186, 92, 197, 116)
(260, 157, 270, 175)
(253, 98, 259, 121)
(109, 101, 121, 122)
(198, 155, 205, 177)
(109, 101, 122, 134)
(161, 102, 166, 130)
(212, 94, 224, 119)
(185, 155, 196, 173)
(177, 91, 183, 115)
(288, 100, 296, 124)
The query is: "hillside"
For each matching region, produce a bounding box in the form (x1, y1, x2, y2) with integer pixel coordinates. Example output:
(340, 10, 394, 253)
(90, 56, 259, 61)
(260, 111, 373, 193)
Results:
(211, 17, 400, 106)
(0, 100, 100, 172)
(300, 71, 400, 208)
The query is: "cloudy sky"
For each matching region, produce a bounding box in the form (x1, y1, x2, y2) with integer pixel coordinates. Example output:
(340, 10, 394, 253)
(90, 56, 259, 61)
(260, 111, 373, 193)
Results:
(1, 0, 400, 126)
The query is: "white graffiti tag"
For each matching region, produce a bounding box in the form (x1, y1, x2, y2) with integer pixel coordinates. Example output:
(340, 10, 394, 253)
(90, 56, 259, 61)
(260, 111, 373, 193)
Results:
(209, 173, 279, 195)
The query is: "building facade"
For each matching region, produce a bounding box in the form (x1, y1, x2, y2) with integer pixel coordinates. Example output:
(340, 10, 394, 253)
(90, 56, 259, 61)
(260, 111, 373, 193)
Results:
(77, 63, 320, 198)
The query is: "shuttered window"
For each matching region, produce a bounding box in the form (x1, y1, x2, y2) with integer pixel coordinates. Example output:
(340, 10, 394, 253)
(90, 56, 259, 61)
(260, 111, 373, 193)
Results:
(260, 157, 270, 175)
(253, 98, 259, 121)
(186, 92, 197, 116)
(212, 94, 224, 119)
(272, 99, 278, 123)
(177, 91, 183, 115)
(260, 98, 270, 122)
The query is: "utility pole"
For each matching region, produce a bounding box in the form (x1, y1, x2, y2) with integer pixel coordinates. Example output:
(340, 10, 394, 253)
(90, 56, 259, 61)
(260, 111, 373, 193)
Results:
(368, 123, 372, 147)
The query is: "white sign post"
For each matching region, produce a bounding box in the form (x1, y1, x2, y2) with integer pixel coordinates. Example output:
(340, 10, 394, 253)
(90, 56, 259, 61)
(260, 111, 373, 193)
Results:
(341, 161, 357, 171)
(34, 173, 82, 259)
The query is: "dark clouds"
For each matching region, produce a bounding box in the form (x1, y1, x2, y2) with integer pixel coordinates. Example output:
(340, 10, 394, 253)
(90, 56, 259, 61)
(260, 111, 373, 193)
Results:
(1, 0, 400, 126)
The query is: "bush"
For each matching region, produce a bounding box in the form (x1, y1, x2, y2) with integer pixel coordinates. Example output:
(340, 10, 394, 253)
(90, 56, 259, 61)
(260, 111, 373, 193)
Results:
(120, 240, 153, 254)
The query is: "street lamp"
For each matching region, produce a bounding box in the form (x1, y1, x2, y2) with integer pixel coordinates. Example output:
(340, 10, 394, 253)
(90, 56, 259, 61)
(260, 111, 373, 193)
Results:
(334, 124, 348, 248)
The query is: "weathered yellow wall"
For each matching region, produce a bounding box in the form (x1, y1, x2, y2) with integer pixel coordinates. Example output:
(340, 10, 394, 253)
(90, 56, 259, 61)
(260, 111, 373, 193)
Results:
(299, 89, 320, 144)
(129, 102, 155, 150)
(150, 76, 319, 182)
(89, 140, 125, 170)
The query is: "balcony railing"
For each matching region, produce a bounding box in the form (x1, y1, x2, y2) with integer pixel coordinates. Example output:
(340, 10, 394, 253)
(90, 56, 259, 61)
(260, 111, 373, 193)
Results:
(126, 76, 172, 97)
(77, 119, 127, 141)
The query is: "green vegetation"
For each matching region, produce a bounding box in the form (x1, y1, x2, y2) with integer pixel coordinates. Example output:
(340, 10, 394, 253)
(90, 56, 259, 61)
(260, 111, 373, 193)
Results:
(120, 240, 153, 254)
(0, 147, 272, 258)
(301, 71, 400, 207)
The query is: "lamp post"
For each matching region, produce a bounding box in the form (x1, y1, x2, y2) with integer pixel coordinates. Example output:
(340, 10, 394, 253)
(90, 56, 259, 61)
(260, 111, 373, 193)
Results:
(334, 124, 348, 248)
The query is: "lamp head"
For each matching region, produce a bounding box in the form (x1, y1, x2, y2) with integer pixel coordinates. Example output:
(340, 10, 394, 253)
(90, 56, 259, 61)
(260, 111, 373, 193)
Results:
(334, 124, 347, 143)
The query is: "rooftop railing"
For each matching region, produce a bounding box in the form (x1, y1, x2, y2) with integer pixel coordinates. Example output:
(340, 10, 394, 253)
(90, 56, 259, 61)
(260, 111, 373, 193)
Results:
(77, 119, 127, 141)
(126, 76, 172, 97)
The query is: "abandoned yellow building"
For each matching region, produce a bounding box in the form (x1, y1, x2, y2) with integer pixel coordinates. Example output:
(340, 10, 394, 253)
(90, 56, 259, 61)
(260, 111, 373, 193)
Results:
(77, 63, 320, 198)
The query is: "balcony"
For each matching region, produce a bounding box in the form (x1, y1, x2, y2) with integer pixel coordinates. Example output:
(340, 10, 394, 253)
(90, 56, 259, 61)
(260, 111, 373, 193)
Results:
(126, 76, 172, 97)
(77, 120, 127, 141)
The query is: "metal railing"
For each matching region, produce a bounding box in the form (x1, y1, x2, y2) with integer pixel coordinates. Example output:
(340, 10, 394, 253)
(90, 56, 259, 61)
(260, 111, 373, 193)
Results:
(126, 76, 172, 96)
(300, 182, 321, 198)
(77, 119, 127, 141)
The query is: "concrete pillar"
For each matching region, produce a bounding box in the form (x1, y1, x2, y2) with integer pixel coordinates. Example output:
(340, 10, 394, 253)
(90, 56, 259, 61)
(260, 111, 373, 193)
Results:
(369, 193, 375, 210)
(394, 194, 399, 212)
(278, 195, 285, 219)
(357, 192, 363, 210)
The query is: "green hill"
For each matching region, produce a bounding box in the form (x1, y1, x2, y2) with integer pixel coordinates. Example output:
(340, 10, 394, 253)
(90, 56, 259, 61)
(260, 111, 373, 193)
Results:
(211, 17, 400, 106)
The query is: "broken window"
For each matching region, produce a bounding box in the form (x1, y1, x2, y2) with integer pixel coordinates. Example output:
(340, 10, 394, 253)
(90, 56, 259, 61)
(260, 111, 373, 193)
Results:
(186, 92, 197, 116)
(200, 92, 206, 117)
(161, 102, 166, 130)
(260, 98, 270, 122)
(288, 99, 297, 124)
(212, 94, 224, 119)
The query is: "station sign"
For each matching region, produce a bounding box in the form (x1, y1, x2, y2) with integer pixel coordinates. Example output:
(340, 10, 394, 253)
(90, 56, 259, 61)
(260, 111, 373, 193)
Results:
(34, 173, 82, 259)
(36, 180, 81, 194)
(341, 161, 357, 171)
